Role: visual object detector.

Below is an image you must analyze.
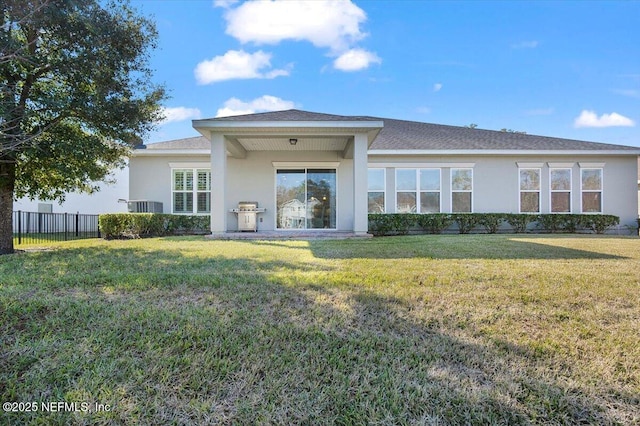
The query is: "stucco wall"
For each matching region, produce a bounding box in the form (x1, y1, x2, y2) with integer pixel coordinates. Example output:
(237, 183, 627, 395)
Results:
(15, 165, 129, 214)
(130, 152, 638, 231)
(129, 151, 355, 231)
(226, 151, 352, 231)
(129, 155, 207, 214)
(369, 154, 638, 228)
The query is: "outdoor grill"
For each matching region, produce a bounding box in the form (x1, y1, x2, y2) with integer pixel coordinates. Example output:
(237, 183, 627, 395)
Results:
(229, 201, 266, 232)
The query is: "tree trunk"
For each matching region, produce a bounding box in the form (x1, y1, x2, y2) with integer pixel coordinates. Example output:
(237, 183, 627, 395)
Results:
(0, 161, 16, 255)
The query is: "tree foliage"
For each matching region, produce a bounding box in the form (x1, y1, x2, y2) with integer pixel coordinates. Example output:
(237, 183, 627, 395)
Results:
(0, 0, 166, 253)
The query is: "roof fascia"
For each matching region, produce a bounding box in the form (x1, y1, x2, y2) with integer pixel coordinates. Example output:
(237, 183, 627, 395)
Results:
(367, 149, 640, 156)
(193, 120, 383, 146)
(192, 119, 384, 130)
(132, 148, 640, 157)
(131, 149, 210, 157)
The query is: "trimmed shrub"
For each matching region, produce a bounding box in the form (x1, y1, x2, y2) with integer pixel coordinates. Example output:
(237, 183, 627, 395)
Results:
(537, 214, 610, 233)
(504, 214, 537, 233)
(452, 214, 481, 234)
(537, 214, 570, 233)
(99, 213, 210, 239)
(477, 213, 504, 234)
(368, 213, 620, 236)
(416, 213, 453, 234)
(368, 214, 414, 236)
(581, 215, 620, 234)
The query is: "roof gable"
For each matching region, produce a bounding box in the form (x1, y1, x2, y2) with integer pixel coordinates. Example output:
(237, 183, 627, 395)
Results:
(200, 109, 381, 122)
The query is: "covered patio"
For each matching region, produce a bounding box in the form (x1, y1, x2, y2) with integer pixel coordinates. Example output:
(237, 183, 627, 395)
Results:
(204, 230, 373, 240)
(192, 111, 383, 235)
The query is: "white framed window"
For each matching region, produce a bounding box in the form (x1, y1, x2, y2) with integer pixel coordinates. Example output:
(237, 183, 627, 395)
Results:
(550, 168, 572, 213)
(581, 168, 603, 213)
(368, 168, 386, 213)
(396, 169, 417, 213)
(172, 169, 211, 214)
(419, 169, 441, 213)
(395, 168, 441, 213)
(451, 168, 473, 213)
(519, 168, 540, 213)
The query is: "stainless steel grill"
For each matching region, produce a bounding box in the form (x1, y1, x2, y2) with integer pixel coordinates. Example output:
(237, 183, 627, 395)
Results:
(230, 201, 266, 232)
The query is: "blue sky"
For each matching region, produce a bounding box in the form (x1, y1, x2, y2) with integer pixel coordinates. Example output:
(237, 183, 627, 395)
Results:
(132, 0, 640, 147)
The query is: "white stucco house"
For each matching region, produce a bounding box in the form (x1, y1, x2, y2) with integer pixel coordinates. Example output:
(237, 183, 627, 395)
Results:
(14, 166, 129, 214)
(129, 109, 640, 235)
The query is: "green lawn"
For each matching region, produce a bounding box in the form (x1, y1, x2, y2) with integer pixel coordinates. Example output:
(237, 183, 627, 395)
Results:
(1, 235, 639, 425)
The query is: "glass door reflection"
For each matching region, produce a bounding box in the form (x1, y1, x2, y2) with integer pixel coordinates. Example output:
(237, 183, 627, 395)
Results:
(276, 168, 336, 229)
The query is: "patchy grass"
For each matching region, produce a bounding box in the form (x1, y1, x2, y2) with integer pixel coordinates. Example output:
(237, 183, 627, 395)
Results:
(1, 235, 639, 425)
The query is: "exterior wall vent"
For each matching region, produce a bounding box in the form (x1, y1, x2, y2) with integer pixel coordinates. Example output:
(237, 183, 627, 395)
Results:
(127, 200, 163, 213)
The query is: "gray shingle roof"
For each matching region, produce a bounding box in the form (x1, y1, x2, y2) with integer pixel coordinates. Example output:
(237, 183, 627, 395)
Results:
(368, 117, 638, 151)
(145, 109, 638, 152)
(144, 136, 209, 150)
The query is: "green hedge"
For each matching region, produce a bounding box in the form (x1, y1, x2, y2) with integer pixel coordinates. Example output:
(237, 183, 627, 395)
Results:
(99, 212, 621, 238)
(99, 214, 210, 239)
(368, 213, 620, 236)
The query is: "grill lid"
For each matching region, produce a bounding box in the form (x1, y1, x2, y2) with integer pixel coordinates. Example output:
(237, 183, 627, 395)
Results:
(238, 201, 258, 211)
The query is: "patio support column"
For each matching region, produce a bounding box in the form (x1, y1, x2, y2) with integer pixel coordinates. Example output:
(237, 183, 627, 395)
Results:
(353, 132, 369, 234)
(210, 132, 227, 233)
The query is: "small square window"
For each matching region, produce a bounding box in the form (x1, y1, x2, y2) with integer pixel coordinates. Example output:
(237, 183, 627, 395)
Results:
(520, 192, 540, 213)
(582, 192, 602, 213)
(420, 192, 440, 213)
(452, 192, 472, 213)
(397, 192, 417, 213)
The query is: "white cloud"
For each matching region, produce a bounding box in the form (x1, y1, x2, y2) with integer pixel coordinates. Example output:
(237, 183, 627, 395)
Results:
(511, 40, 539, 49)
(159, 107, 201, 124)
(416, 106, 431, 114)
(573, 110, 635, 128)
(194, 50, 290, 84)
(433, 83, 443, 92)
(215, 95, 296, 118)
(213, 0, 238, 8)
(221, 0, 367, 53)
(217, 0, 379, 72)
(333, 48, 381, 72)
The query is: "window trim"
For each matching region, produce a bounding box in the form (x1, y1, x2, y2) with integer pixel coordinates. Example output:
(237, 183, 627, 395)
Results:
(518, 167, 541, 214)
(451, 168, 473, 213)
(549, 168, 572, 213)
(395, 168, 418, 213)
(580, 167, 604, 214)
(419, 168, 441, 213)
(171, 168, 211, 215)
(368, 168, 386, 214)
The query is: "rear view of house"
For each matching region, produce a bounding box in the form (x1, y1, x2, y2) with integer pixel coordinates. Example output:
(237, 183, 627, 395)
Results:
(129, 110, 639, 234)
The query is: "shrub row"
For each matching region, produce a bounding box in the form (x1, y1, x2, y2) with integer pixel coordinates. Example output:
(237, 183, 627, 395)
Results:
(368, 213, 620, 236)
(99, 213, 210, 239)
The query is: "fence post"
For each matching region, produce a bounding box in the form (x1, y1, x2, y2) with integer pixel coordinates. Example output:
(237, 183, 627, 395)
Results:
(75, 212, 79, 237)
(64, 212, 68, 241)
(17, 210, 22, 245)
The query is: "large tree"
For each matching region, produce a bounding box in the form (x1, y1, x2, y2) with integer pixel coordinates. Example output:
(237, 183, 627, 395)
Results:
(0, 0, 166, 254)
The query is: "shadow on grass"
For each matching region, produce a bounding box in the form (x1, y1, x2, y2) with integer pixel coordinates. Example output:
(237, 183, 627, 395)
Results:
(305, 234, 627, 260)
(0, 243, 630, 424)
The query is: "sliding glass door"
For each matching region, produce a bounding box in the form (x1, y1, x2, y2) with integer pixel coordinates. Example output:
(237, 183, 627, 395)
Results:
(276, 169, 336, 229)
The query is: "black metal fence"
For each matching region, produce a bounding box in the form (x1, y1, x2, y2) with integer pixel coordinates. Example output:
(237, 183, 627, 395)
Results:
(13, 211, 101, 246)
